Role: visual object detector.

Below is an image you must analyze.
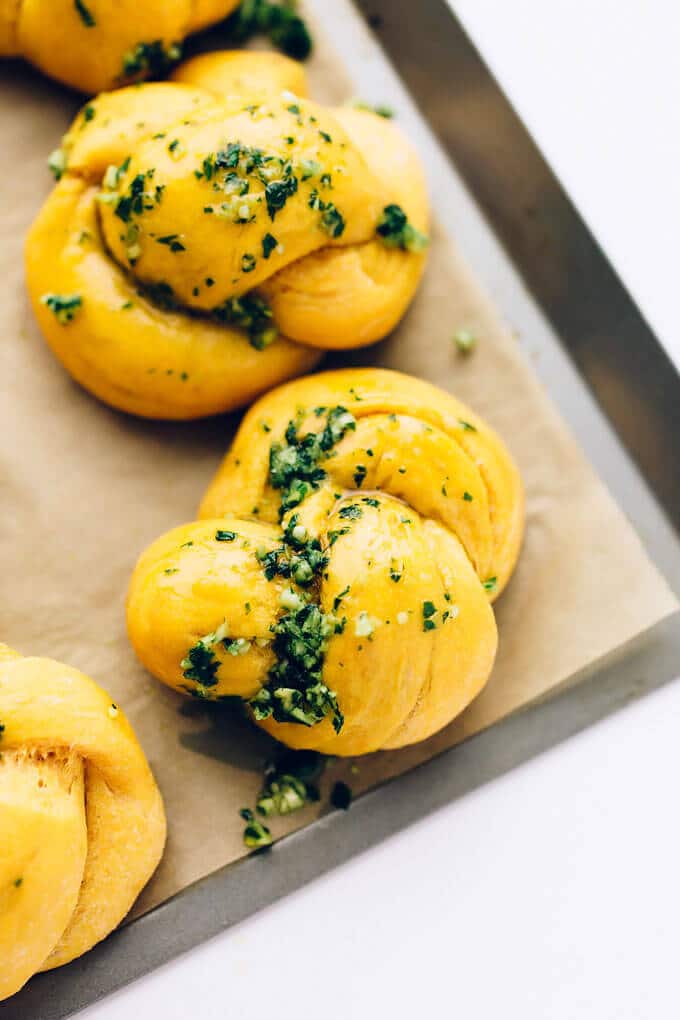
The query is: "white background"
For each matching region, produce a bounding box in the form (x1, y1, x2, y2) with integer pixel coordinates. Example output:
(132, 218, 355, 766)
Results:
(81, 2, 680, 1018)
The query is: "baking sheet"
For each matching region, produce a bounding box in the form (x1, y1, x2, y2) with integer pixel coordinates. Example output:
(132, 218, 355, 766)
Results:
(1, 0, 679, 1013)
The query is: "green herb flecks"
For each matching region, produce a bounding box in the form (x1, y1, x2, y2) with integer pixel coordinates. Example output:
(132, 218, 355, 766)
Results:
(74, 0, 96, 27)
(268, 405, 356, 518)
(256, 515, 328, 585)
(249, 588, 343, 731)
(376, 203, 428, 253)
(225, 0, 312, 61)
(248, 597, 343, 732)
(156, 234, 186, 252)
(262, 232, 278, 258)
(483, 576, 498, 593)
(40, 293, 82, 325)
(454, 328, 476, 354)
(257, 772, 314, 816)
(120, 40, 182, 82)
(308, 189, 345, 237)
(250, 504, 345, 732)
(422, 600, 437, 632)
(213, 293, 277, 350)
(256, 749, 323, 817)
(338, 504, 362, 521)
(350, 99, 393, 118)
(265, 174, 298, 219)
(215, 530, 238, 542)
(181, 619, 255, 693)
(47, 148, 67, 181)
(180, 632, 222, 688)
(240, 809, 273, 848)
(113, 168, 162, 224)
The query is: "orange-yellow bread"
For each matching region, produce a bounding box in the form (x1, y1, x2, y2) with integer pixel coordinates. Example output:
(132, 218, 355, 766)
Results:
(25, 51, 429, 420)
(127, 368, 524, 756)
(0, 0, 240, 93)
(0, 643, 166, 1002)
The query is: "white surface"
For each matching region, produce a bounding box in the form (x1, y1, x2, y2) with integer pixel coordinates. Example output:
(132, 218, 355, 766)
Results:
(81, 3, 680, 1019)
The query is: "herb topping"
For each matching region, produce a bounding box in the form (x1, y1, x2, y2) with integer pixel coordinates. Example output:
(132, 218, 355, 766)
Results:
(40, 293, 82, 324)
(376, 203, 428, 253)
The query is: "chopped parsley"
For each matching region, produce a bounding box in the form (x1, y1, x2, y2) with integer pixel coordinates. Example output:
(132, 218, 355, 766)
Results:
(454, 328, 476, 354)
(268, 406, 356, 518)
(308, 190, 345, 237)
(265, 175, 299, 219)
(483, 577, 498, 593)
(74, 0, 96, 27)
(350, 99, 394, 118)
(353, 465, 367, 488)
(257, 773, 308, 815)
(256, 515, 328, 585)
(181, 408, 362, 734)
(213, 294, 277, 350)
(320, 203, 345, 237)
(47, 148, 66, 181)
(327, 527, 350, 545)
(338, 504, 362, 521)
(240, 750, 324, 848)
(156, 234, 186, 252)
(113, 168, 162, 224)
(256, 756, 321, 816)
(463, 491, 473, 502)
(40, 293, 82, 324)
(248, 598, 343, 732)
(120, 40, 182, 82)
(181, 641, 219, 688)
(215, 530, 237, 542)
(240, 810, 273, 849)
(262, 232, 278, 258)
(422, 600, 437, 631)
(181, 619, 258, 693)
(241, 253, 257, 273)
(376, 203, 429, 253)
(225, 0, 313, 61)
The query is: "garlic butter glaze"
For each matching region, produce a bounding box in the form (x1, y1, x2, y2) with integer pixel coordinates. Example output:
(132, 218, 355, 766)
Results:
(26, 52, 429, 418)
(127, 369, 524, 755)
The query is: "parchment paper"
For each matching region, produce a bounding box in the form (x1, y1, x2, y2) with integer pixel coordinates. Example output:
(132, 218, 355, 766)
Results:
(0, 16, 676, 920)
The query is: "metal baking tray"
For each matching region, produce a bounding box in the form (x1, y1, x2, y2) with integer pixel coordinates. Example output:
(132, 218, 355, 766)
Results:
(4, 1, 679, 1016)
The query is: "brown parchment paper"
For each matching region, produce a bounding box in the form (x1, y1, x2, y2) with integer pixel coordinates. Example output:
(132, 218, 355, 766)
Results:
(0, 18, 676, 920)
